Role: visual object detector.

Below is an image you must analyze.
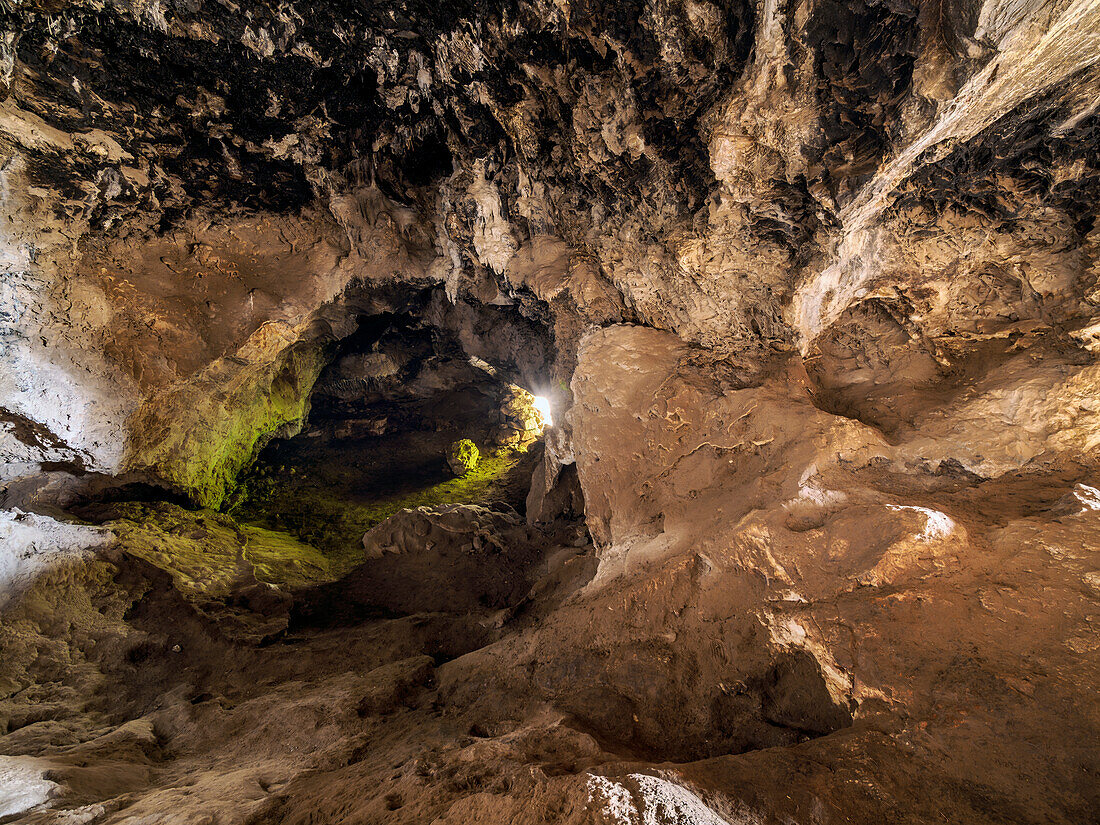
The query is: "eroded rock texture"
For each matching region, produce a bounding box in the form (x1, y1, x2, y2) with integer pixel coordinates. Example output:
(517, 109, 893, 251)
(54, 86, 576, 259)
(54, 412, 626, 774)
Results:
(1, 0, 1099, 822)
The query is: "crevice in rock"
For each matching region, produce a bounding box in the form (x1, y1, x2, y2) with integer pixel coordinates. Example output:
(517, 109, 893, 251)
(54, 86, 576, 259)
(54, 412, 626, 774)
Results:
(0, 406, 78, 457)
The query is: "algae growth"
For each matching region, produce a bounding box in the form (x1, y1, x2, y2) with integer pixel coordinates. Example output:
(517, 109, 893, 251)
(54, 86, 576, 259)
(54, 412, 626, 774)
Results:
(102, 501, 336, 594)
(126, 330, 328, 511)
(446, 438, 480, 476)
(229, 433, 534, 576)
(122, 325, 545, 583)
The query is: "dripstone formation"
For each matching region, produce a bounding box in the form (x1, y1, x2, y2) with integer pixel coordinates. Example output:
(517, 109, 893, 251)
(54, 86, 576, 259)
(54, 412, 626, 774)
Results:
(1, 0, 1098, 822)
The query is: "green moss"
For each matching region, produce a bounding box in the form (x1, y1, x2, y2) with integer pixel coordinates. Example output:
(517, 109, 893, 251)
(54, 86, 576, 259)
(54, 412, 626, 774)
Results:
(231, 448, 524, 575)
(104, 501, 335, 594)
(126, 341, 328, 510)
(446, 438, 480, 475)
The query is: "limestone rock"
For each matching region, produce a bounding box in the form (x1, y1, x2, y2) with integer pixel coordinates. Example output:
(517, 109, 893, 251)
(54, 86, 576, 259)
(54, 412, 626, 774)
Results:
(356, 656, 435, 716)
(302, 504, 538, 617)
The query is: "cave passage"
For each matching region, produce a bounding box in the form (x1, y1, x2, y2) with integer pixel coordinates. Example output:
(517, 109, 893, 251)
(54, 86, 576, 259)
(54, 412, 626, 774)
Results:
(227, 310, 549, 574)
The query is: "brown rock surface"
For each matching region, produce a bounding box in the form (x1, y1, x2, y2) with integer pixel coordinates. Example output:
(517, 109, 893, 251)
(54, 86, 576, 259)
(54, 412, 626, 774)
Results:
(1, 0, 1099, 821)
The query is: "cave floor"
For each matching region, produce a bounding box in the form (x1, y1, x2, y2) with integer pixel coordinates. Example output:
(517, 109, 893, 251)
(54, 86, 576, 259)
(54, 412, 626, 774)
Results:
(227, 415, 540, 577)
(3, 447, 1098, 824)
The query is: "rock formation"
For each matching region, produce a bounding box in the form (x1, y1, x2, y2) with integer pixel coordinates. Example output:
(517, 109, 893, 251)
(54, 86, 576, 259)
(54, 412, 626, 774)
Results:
(1, 0, 1098, 822)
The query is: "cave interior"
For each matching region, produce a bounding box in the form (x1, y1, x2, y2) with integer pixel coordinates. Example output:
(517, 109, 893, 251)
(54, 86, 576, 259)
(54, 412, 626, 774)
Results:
(1, 0, 1099, 822)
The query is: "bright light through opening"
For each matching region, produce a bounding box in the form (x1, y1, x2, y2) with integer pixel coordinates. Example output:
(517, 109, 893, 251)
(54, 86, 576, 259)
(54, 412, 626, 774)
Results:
(533, 395, 553, 427)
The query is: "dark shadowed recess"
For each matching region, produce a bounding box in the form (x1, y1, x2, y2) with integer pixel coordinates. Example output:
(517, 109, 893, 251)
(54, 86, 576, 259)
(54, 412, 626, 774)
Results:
(226, 290, 554, 565)
(805, 0, 921, 201)
(900, 76, 1100, 233)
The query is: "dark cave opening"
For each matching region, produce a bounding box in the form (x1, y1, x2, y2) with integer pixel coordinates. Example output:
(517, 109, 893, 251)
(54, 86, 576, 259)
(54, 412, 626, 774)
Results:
(226, 303, 556, 574)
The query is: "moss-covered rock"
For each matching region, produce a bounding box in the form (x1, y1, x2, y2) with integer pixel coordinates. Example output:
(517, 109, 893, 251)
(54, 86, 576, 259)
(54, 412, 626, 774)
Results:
(0, 552, 144, 734)
(102, 501, 335, 595)
(230, 444, 535, 574)
(124, 324, 328, 510)
(446, 439, 480, 476)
